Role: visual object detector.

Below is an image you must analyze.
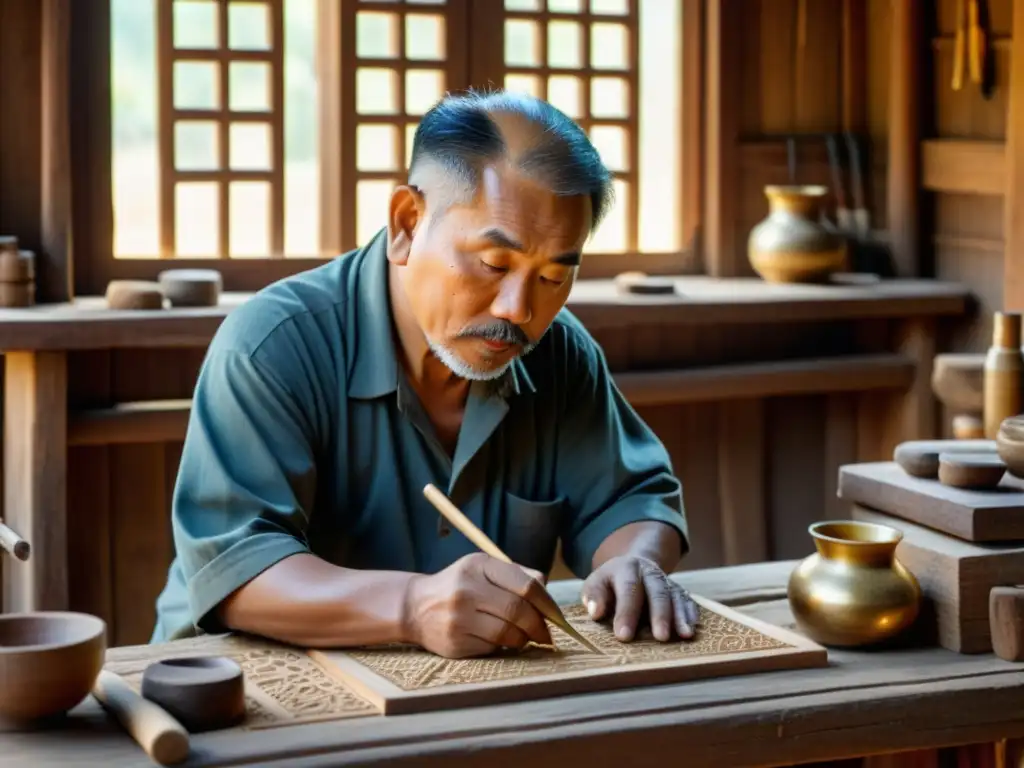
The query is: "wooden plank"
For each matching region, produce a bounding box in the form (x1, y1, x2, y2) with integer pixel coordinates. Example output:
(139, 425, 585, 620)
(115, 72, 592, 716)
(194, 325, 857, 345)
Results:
(0, 0, 42, 249)
(310, 595, 827, 715)
(0, 279, 969, 352)
(838, 461, 1024, 542)
(39, 0, 73, 302)
(66, 350, 114, 635)
(1005, 0, 1024, 311)
(823, 394, 858, 521)
(617, 354, 915, 408)
(921, 140, 1006, 196)
(2, 351, 67, 611)
(716, 398, 768, 564)
(68, 399, 192, 446)
(767, 396, 826, 560)
(887, 0, 923, 277)
(703, 0, 744, 276)
(852, 504, 1024, 654)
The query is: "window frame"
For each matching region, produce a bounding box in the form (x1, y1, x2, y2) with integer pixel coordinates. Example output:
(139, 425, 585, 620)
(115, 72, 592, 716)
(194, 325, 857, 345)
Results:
(71, 0, 703, 297)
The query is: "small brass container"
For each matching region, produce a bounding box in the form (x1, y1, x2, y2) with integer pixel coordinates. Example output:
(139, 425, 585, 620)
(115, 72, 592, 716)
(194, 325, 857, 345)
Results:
(788, 521, 921, 648)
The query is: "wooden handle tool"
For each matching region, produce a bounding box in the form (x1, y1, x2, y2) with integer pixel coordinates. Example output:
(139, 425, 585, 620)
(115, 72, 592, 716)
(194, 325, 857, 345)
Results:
(968, 0, 986, 85)
(92, 670, 190, 766)
(422, 484, 605, 655)
(0, 518, 30, 561)
(953, 0, 967, 90)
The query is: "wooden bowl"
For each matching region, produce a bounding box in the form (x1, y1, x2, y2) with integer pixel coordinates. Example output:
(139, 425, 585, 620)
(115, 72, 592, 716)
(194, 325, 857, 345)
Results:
(997, 416, 1024, 478)
(0, 612, 106, 725)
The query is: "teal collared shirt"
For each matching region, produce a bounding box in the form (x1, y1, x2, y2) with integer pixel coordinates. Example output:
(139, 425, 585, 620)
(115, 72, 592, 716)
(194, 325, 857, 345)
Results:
(151, 230, 688, 642)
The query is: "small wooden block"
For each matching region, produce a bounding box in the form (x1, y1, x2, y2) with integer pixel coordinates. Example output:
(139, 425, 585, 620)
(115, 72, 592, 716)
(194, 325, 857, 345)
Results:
(931, 353, 984, 413)
(937, 452, 1007, 489)
(0, 236, 18, 254)
(838, 461, 1024, 542)
(892, 439, 996, 478)
(105, 280, 165, 310)
(0, 250, 34, 282)
(852, 505, 1024, 653)
(990, 586, 1024, 662)
(828, 272, 881, 286)
(157, 268, 222, 307)
(614, 271, 677, 295)
(952, 414, 985, 440)
(0, 280, 34, 308)
(141, 656, 245, 733)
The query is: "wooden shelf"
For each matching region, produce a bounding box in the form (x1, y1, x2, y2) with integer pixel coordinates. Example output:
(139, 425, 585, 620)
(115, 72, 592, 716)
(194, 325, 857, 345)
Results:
(66, 355, 915, 446)
(922, 139, 1006, 196)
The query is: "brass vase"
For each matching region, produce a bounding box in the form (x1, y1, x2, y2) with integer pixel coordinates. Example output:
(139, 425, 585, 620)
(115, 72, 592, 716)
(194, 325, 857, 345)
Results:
(787, 521, 921, 648)
(748, 185, 846, 283)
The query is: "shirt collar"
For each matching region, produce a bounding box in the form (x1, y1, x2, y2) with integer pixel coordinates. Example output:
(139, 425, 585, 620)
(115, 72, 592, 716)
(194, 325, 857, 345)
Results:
(347, 228, 536, 400)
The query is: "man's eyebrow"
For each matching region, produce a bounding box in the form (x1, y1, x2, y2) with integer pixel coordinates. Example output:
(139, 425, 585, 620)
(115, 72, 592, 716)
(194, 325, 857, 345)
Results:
(551, 251, 581, 266)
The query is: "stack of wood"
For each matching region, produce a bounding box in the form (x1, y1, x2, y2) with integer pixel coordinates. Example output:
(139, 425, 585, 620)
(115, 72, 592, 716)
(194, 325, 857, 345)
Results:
(836, 441, 1024, 659)
(0, 235, 36, 308)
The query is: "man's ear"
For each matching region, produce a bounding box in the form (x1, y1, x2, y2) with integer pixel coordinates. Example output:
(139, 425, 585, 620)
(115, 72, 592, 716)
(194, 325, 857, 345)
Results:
(387, 185, 425, 266)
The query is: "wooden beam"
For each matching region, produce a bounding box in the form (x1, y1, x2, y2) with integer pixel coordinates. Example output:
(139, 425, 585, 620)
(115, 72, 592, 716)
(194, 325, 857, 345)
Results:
(1005, 0, 1024, 311)
(616, 354, 914, 406)
(886, 0, 923, 277)
(67, 399, 193, 447)
(39, 0, 73, 302)
(921, 140, 1006, 196)
(3, 351, 67, 612)
(702, 0, 744, 277)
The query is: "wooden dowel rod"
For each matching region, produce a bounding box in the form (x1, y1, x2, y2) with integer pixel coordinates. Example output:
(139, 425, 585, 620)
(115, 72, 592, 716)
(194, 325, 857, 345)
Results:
(92, 670, 190, 766)
(0, 519, 30, 561)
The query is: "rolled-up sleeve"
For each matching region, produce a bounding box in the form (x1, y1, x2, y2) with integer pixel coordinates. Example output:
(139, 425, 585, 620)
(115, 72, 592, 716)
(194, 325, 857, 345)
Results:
(555, 324, 688, 578)
(173, 342, 318, 633)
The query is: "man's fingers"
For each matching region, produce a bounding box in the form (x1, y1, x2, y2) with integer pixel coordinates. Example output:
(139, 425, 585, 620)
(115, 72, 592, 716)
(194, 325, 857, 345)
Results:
(581, 572, 614, 621)
(610, 560, 644, 642)
(479, 559, 554, 646)
(520, 565, 548, 586)
(671, 589, 695, 639)
(467, 610, 532, 651)
(683, 589, 699, 627)
(642, 568, 674, 642)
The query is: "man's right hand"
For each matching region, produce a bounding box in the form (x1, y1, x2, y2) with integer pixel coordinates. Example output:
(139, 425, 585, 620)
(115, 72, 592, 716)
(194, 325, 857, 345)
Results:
(402, 552, 554, 658)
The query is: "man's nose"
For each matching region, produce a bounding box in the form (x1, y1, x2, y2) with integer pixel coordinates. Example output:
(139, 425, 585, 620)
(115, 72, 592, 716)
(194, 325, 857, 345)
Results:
(490, 274, 532, 326)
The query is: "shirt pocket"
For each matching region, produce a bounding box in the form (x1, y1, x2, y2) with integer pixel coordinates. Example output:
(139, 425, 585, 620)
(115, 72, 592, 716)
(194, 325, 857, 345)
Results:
(502, 492, 565, 574)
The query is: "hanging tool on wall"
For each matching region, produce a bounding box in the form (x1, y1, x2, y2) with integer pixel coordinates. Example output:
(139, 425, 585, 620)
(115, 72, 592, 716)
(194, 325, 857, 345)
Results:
(953, 0, 994, 98)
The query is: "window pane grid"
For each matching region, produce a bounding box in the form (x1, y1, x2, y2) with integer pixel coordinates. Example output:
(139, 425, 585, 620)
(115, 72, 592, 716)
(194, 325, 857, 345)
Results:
(502, 0, 644, 254)
(156, 0, 286, 259)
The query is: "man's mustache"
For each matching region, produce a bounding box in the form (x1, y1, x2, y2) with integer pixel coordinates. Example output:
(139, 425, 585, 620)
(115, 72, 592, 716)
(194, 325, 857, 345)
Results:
(456, 320, 532, 347)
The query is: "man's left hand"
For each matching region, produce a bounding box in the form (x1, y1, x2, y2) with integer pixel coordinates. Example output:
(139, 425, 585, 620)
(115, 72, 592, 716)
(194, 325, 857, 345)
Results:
(580, 555, 699, 642)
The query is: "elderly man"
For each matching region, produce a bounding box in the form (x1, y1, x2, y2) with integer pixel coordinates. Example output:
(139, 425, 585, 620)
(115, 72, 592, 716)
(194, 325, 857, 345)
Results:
(152, 90, 695, 658)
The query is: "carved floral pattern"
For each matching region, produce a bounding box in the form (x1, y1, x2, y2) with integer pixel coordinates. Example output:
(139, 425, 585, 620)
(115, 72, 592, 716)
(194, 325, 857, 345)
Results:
(344, 604, 791, 691)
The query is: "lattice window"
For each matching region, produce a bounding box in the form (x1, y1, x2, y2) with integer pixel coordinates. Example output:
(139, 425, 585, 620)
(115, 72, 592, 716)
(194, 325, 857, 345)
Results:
(157, 0, 286, 258)
(347, 0, 467, 246)
(107, 0, 690, 280)
(501, 0, 683, 256)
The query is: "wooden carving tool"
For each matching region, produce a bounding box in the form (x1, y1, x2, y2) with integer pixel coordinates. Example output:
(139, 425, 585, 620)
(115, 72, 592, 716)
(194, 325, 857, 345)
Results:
(92, 669, 190, 766)
(953, 0, 967, 90)
(422, 483, 605, 655)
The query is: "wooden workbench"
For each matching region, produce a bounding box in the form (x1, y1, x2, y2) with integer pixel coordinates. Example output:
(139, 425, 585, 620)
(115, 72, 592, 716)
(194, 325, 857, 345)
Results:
(2, 559, 1022, 768)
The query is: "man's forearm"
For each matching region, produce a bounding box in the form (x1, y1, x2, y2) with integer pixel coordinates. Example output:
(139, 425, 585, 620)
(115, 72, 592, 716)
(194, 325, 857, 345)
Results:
(217, 553, 418, 647)
(592, 520, 684, 572)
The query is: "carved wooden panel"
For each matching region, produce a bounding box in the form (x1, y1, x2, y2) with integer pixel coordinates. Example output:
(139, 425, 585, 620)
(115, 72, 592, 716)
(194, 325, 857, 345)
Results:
(311, 596, 827, 714)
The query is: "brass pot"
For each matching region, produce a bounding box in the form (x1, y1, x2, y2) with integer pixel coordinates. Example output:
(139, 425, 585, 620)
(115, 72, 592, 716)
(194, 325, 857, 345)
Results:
(787, 520, 921, 648)
(748, 185, 846, 283)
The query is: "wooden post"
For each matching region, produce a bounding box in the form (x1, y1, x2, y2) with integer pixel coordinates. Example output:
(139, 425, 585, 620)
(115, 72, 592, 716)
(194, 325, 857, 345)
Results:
(3, 351, 68, 612)
(1005, 0, 1024, 310)
(886, 0, 923, 278)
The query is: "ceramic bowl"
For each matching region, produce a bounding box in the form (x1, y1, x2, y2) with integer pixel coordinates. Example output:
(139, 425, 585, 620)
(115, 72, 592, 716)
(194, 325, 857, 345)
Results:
(997, 416, 1024, 479)
(0, 612, 106, 724)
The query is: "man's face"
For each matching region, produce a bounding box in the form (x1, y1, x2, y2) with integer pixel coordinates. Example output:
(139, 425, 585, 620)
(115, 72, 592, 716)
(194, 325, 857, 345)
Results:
(389, 165, 591, 381)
